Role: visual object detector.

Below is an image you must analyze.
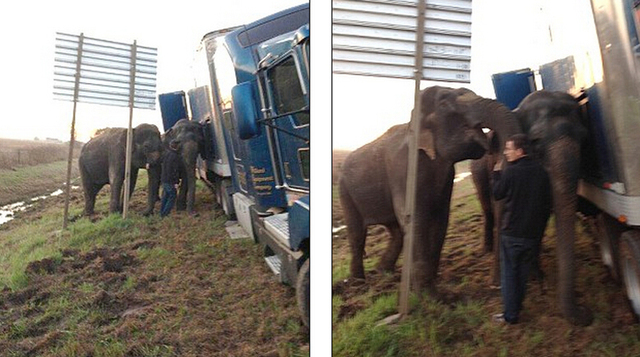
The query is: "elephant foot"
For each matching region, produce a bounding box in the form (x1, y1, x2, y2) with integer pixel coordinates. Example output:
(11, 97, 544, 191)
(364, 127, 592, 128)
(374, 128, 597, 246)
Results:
(565, 305, 594, 326)
(376, 261, 396, 274)
(350, 265, 366, 280)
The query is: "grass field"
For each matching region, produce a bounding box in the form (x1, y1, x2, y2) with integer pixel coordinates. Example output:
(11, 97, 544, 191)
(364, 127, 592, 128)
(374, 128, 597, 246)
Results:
(0, 138, 83, 206)
(0, 165, 309, 356)
(0, 138, 81, 171)
(332, 150, 640, 357)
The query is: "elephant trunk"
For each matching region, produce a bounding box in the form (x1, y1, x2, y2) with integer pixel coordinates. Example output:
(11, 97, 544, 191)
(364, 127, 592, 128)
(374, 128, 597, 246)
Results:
(547, 136, 593, 326)
(460, 95, 523, 153)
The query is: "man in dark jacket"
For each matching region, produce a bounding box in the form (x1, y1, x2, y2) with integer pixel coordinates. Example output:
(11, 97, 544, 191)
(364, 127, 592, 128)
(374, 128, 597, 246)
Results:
(492, 134, 551, 324)
(160, 141, 183, 217)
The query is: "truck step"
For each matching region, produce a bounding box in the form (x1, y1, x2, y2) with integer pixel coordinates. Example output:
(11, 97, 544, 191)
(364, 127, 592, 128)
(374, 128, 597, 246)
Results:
(264, 213, 290, 247)
(264, 255, 282, 277)
(224, 220, 250, 240)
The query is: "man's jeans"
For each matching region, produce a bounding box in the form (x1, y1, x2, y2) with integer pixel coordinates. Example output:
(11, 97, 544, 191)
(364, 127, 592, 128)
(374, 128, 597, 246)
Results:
(500, 234, 541, 324)
(160, 183, 177, 217)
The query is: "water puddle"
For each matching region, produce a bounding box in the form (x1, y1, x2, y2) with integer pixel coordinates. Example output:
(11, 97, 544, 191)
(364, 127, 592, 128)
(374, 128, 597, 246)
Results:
(333, 225, 347, 234)
(454, 172, 472, 183)
(0, 186, 79, 226)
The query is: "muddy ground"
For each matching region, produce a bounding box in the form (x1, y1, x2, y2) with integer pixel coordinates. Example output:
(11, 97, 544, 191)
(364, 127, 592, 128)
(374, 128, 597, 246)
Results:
(332, 149, 639, 354)
(0, 169, 308, 356)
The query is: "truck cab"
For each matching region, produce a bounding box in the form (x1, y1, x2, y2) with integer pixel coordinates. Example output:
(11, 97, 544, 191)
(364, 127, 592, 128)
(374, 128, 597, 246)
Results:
(158, 3, 310, 326)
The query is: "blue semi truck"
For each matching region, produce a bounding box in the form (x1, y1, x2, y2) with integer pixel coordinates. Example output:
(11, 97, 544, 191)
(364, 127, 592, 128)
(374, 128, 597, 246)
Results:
(491, 0, 640, 320)
(158, 3, 310, 326)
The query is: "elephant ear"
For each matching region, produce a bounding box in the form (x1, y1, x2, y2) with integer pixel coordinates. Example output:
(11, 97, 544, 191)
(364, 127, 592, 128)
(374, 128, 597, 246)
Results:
(418, 129, 436, 160)
(417, 111, 437, 160)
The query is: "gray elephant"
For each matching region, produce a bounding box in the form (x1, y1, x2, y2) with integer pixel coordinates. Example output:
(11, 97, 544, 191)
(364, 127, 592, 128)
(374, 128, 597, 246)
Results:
(79, 123, 163, 216)
(339, 86, 520, 295)
(163, 119, 206, 213)
(471, 90, 591, 325)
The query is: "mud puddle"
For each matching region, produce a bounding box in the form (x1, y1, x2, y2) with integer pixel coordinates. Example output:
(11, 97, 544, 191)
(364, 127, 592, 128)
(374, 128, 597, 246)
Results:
(0, 186, 78, 225)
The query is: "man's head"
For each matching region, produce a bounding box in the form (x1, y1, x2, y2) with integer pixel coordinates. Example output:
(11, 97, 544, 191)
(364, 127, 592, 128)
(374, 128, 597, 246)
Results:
(504, 134, 529, 162)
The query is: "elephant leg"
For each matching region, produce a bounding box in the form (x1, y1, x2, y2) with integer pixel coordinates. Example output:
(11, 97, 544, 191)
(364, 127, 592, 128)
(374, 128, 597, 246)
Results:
(548, 137, 593, 326)
(83, 183, 102, 216)
(128, 169, 139, 198)
(377, 222, 403, 273)
(80, 166, 98, 215)
(144, 165, 161, 216)
(187, 174, 197, 213)
(491, 201, 503, 287)
(471, 157, 495, 253)
(177, 180, 188, 211)
(413, 182, 453, 296)
(109, 168, 124, 214)
(340, 185, 367, 279)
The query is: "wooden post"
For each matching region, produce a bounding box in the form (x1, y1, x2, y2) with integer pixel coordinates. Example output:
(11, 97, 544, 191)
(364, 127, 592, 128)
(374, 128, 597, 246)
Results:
(398, 0, 426, 317)
(122, 40, 137, 219)
(63, 33, 84, 230)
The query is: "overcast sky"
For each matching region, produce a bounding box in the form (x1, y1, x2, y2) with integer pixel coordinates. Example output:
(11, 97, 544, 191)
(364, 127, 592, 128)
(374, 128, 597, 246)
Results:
(333, 0, 600, 150)
(0, 0, 310, 142)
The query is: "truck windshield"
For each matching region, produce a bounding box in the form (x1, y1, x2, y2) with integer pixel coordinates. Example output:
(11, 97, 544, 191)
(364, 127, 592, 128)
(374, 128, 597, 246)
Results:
(267, 56, 309, 126)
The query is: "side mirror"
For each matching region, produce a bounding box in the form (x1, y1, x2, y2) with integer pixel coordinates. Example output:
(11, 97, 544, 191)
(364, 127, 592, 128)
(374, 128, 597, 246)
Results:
(232, 82, 260, 140)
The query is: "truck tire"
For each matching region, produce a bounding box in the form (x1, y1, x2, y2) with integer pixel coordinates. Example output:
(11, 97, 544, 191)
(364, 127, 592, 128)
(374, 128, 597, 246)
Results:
(597, 213, 624, 283)
(620, 230, 640, 319)
(296, 259, 310, 327)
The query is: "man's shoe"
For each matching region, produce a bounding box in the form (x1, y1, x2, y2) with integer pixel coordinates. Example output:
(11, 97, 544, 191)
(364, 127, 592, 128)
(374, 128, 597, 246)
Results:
(492, 313, 506, 323)
(492, 313, 517, 325)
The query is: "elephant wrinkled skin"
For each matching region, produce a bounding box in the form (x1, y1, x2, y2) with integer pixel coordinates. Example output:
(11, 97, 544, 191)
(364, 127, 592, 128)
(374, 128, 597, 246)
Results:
(472, 90, 592, 326)
(163, 119, 206, 213)
(79, 123, 163, 216)
(339, 86, 520, 295)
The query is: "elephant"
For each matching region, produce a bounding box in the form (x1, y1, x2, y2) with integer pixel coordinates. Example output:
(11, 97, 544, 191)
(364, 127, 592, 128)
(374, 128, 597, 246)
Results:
(79, 123, 163, 216)
(163, 119, 206, 213)
(471, 90, 591, 325)
(338, 86, 521, 296)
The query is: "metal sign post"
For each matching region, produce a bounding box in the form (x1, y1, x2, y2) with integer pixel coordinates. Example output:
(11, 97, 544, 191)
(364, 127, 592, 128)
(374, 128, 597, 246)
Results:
(62, 33, 84, 230)
(122, 41, 138, 219)
(398, 0, 427, 317)
(54, 33, 157, 227)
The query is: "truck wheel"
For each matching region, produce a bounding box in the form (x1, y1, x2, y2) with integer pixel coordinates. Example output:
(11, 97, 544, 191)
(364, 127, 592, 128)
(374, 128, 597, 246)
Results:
(620, 230, 640, 319)
(597, 213, 624, 283)
(296, 259, 310, 327)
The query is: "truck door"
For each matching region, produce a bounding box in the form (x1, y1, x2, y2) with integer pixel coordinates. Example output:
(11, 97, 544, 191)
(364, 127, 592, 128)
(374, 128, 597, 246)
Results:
(264, 41, 310, 191)
(491, 68, 536, 110)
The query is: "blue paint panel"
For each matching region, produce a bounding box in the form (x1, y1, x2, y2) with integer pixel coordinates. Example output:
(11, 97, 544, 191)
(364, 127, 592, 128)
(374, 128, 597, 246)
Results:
(539, 56, 576, 92)
(491, 69, 536, 110)
(158, 91, 188, 132)
(289, 195, 309, 251)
